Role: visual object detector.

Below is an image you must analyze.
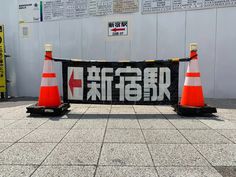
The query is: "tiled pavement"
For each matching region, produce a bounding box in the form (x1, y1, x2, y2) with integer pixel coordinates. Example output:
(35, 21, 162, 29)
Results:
(0, 101, 236, 176)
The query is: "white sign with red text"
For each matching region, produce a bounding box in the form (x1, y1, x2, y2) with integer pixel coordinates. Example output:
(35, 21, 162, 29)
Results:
(108, 21, 128, 37)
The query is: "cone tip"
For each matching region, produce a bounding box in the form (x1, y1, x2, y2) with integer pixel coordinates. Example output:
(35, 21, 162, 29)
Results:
(190, 43, 198, 51)
(45, 44, 53, 52)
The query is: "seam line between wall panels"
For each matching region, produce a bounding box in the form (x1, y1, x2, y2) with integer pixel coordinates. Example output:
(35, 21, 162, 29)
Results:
(213, 8, 218, 98)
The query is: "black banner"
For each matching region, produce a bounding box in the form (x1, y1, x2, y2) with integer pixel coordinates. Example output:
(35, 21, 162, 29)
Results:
(62, 60, 179, 105)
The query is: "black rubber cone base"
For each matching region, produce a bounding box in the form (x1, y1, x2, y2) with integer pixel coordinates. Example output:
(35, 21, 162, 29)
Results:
(26, 103, 70, 116)
(174, 104, 217, 116)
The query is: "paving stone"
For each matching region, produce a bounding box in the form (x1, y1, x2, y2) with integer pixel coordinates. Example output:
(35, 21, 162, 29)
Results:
(180, 130, 232, 144)
(62, 129, 105, 142)
(148, 144, 210, 166)
(70, 105, 90, 112)
(200, 119, 236, 129)
(157, 167, 223, 177)
(155, 106, 175, 114)
(215, 166, 236, 177)
(0, 165, 37, 177)
(217, 130, 236, 143)
(0, 129, 32, 142)
(73, 119, 107, 129)
(0, 120, 18, 128)
(169, 119, 209, 129)
(38, 119, 77, 129)
(99, 143, 153, 166)
(70, 104, 91, 109)
(136, 114, 165, 119)
(0, 107, 20, 116)
(217, 112, 236, 121)
(32, 165, 96, 177)
(86, 107, 110, 114)
(111, 108, 136, 114)
(90, 104, 111, 108)
(0, 143, 12, 152)
(43, 143, 101, 165)
(96, 166, 158, 177)
(82, 114, 109, 119)
(139, 119, 175, 129)
(19, 129, 68, 143)
(112, 105, 133, 108)
(0, 143, 56, 165)
(107, 119, 140, 129)
(7, 119, 47, 129)
(194, 144, 236, 166)
(133, 106, 159, 114)
(143, 130, 188, 144)
(104, 129, 145, 143)
(109, 114, 137, 119)
(0, 106, 28, 120)
(65, 106, 88, 119)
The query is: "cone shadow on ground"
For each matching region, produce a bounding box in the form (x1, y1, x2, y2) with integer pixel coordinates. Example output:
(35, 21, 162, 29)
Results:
(60, 113, 221, 120)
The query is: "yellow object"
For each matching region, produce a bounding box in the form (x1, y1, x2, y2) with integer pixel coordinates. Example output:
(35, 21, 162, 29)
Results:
(145, 60, 156, 62)
(0, 25, 6, 92)
(171, 58, 180, 62)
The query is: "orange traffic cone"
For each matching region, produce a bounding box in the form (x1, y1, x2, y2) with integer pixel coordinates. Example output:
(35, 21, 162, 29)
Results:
(180, 43, 204, 107)
(175, 43, 216, 116)
(26, 44, 70, 116)
(38, 44, 61, 107)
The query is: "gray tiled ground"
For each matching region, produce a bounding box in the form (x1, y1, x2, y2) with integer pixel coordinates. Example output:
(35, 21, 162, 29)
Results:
(19, 129, 68, 143)
(62, 129, 105, 142)
(43, 143, 101, 165)
(0, 129, 33, 142)
(214, 166, 236, 177)
(0, 165, 36, 177)
(0, 143, 12, 152)
(199, 119, 236, 129)
(157, 167, 223, 177)
(7, 119, 47, 129)
(38, 119, 77, 129)
(31, 166, 96, 177)
(0, 143, 56, 165)
(1, 100, 236, 177)
(73, 119, 107, 129)
(180, 130, 232, 144)
(95, 166, 158, 177)
(217, 130, 236, 143)
(99, 143, 153, 166)
(139, 119, 175, 129)
(0, 120, 17, 128)
(148, 144, 210, 166)
(104, 129, 145, 143)
(169, 119, 210, 129)
(107, 119, 140, 129)
(194, 144, 236, 166)
(143, 130, 189, 144)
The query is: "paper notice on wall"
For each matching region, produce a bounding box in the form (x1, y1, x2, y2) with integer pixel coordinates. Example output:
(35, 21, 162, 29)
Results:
(113, 0, 139, 13)
(96, 0, 113, 15)
(142, 0, 236, 14)
(18, 0, 41, 23)
(42, 0, 139, 22)
(43, 0, 89, 21)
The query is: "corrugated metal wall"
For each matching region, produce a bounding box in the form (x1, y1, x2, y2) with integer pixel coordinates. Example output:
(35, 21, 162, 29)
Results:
(1, 1, 236, 98)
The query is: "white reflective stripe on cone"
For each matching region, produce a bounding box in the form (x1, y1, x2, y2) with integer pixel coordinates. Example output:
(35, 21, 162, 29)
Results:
(41, 77, 58, 86)
(184, 77, 202, 86)
(187, 59, 200, 73)
(42, 60, 54, 73)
